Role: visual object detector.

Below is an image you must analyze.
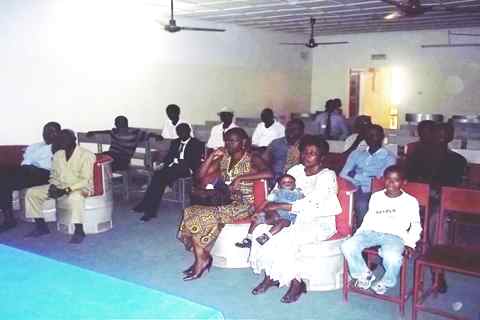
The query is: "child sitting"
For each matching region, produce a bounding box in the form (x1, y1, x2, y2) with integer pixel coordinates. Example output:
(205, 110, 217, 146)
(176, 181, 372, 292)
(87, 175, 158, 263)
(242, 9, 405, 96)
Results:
(235, 174, 304, 248)
(341, 165, 421, 295)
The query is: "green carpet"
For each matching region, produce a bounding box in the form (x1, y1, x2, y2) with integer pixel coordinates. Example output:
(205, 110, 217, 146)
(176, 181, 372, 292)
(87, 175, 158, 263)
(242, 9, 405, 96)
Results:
(0, 244, 223, 319)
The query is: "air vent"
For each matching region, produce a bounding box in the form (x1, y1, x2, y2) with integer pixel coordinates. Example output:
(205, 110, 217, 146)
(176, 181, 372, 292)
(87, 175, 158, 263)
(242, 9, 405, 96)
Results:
(371, 54, 387, 60)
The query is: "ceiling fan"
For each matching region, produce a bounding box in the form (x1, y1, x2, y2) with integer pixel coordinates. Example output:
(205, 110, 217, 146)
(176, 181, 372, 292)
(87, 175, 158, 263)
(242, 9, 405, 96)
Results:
(162, 0, 226, 33)
(280, 18, 349, 48)
(381, 0, 471, 20)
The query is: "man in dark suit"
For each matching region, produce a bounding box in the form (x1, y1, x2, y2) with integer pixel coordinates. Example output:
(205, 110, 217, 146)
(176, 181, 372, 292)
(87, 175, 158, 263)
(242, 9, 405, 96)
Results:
(133, 123, 204, 222)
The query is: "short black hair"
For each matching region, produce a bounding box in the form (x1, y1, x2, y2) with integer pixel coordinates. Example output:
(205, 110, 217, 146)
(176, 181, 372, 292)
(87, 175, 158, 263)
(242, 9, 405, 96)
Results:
(166, 104, 180, 114)
(299, 135, 329, 154)
(176, 123, 191, 134)
(114, 115, 128, 127)
(225, 127, 249, 141)
(44, 122, 61, 131)
(417, 120, 436, 133)
(383, 165, 405, 179)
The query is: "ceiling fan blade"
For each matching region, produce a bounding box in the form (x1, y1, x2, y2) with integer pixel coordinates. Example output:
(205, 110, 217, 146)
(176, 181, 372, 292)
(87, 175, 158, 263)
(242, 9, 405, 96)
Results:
(315, 41, 349, 45)
(279, 42, 307, 45)
(384, 10, 404, 20)
(179, 26, 226, 32)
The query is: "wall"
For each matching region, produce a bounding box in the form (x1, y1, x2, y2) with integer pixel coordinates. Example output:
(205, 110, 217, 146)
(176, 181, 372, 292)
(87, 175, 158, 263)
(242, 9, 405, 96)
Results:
(0, 0, 312, 144)
(311, 27, 480, 124)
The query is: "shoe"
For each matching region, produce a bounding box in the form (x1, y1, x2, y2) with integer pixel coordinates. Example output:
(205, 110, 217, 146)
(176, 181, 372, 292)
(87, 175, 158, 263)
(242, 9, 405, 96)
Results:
(235, 238, 252, 248)
(251, 280, 280, 295)
(69, 232, 85, 244)
(182, 265, 195, 275)
(140, 213, 156, 222)
(437, 273, 448, 294)
(371, 281, 389, 295)
(256, 233, 270, 245)
(280, 281, 307, 304)
(355, 271, 376, 290)
(0, 219, 17, 233)
(24, 227, 50, 238)
(183, 256, 213, 281)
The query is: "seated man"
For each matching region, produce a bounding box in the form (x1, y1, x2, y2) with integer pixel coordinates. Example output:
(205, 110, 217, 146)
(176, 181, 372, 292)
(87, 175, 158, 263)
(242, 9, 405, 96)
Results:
(343, 115, 372, 154)
(263, 119, 304, 186)
(87, 115, 150, 171)
(405, 120, 436, 156)
(342, 165, 421, 295)
(251, 108, 285, 152)
(340, 124, 396, 228)
(162, 104, 194, 139)
(406, 122, 466, 190)
(313, 98, 349, 140)
(24, 129, 96, 244)
(206, 107, 237, 152)
(0, 122, 61, 232)
(133, 123, 204, 222)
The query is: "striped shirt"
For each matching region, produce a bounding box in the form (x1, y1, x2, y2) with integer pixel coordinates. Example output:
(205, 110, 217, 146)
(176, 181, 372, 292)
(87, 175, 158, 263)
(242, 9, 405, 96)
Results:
(108, 128, 144, 162)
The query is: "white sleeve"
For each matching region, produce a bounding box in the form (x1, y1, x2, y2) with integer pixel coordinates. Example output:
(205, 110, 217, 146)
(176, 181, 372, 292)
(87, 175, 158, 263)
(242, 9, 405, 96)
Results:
(291, 170, 340, 219)
(251, 124, 262, 146)
(403, 198, 422, 248)
(356, 192, 379, 233)
(206, 127, 216, 148)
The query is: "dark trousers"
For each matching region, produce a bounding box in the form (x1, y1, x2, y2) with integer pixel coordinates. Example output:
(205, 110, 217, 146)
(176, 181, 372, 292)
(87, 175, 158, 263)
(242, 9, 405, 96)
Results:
(354, 190, 372, 229)
(104, 152, 130, 171)
(136, 164, 191, 216)
(0, 165, 50, 213)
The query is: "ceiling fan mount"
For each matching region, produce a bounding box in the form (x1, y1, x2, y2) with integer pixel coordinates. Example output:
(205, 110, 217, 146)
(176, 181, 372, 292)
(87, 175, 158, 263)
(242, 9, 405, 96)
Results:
(382, 0, 464, 20)
(162, 0, 226, 33)
(280, 17, 349, 48)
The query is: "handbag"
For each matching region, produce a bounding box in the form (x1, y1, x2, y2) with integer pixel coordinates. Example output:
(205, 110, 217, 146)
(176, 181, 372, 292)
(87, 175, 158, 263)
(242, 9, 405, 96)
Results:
(190, 179, 232, 206)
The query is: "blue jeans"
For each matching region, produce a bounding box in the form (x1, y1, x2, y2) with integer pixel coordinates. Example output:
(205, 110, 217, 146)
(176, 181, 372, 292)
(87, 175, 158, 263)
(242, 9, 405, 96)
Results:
(341, 231, 405, 287)
(354, 190, 371, 229)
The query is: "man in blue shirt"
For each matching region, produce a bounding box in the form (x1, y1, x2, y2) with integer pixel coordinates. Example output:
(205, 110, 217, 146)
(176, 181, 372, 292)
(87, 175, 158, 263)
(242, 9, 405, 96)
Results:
(313, 98, 350, 140)
(340, 124, 396, 228)
(0, 122, 61, 232)
(264, 119, 304, 186)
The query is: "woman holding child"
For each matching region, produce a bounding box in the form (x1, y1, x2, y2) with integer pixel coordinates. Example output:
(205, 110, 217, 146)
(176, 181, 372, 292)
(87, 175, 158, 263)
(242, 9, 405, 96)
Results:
(179, 127, 272, 281)
(249, 135, 342, 303)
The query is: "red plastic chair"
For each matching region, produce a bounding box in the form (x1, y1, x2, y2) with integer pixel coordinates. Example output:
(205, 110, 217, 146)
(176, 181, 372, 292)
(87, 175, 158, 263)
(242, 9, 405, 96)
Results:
(412, 186, 480, 320)
(343, 177, 430, 316)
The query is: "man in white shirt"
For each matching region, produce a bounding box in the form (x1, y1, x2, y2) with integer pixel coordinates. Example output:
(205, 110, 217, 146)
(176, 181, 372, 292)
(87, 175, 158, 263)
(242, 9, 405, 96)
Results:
(341, 165, 421, 295)
(206, 107, 237, 152)
(0, 122, 61, 232)
(161, 104, 193, 139)
(251, 108, 285, 151)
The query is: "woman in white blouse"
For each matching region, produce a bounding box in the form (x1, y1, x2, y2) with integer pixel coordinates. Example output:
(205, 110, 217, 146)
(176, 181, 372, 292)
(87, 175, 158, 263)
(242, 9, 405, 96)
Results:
(249, 135, 342, 303)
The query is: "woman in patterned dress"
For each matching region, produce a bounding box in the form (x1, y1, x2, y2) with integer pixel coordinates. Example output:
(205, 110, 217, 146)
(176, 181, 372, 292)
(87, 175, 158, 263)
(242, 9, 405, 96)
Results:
(180, 128, 272, 281)
(249, 135, 342, 303)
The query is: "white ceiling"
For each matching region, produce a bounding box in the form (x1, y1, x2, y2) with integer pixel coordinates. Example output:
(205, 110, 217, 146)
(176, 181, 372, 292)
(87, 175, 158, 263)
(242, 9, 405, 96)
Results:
(150, 0, 480, 35)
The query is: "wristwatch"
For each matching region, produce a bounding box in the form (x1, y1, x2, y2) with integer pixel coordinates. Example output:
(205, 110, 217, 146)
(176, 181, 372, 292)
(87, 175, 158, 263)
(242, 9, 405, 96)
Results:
(65, 187, 72, 194)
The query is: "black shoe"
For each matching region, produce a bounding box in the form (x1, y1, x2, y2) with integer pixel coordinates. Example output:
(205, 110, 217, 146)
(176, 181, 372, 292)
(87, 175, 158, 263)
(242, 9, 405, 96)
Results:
(235, 238, 252, 248)
(256, 233, 270, 245)
(140, 213, 156, 222)
(69, 232, 85, 244)
(0, 219, 17, 233)
(24, 227, 50, 238)
(437, 274, 448, 294)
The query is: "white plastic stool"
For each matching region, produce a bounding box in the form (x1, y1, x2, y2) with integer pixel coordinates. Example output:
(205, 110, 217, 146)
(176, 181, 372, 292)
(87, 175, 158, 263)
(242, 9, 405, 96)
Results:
(15, 190, 57, 222)
(211, 223, 251, 268)
(298, 237, 349, 291)
(56, 194, 113, 234)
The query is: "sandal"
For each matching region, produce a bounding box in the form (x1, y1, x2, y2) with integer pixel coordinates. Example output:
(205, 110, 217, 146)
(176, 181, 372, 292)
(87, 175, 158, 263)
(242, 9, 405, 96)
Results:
(280, 281, 307, 304)
(251, 279, 280, 295)
(235, 238, 252, 248)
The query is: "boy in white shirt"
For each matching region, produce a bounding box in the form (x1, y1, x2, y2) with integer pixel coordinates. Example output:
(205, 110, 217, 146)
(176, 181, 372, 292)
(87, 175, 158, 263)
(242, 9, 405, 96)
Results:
(341, 165, 421, 295)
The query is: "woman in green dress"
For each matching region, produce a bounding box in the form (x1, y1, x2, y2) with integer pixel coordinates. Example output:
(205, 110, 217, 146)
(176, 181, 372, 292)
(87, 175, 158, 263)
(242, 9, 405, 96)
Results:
(180, 127, 272, 281)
